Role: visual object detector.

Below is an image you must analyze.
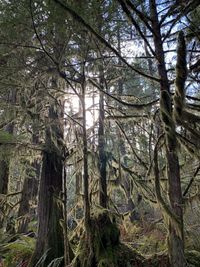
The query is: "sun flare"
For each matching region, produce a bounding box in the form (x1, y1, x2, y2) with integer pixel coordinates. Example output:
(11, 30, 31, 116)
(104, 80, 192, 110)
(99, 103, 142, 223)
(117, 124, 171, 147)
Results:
(65, 92, 99, 128)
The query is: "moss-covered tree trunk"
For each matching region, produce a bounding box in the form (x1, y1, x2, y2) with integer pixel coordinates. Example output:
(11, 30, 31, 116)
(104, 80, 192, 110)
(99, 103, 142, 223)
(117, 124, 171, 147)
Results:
(0, 102, 15, 228)
(18, 126, 40, 233)
(149, 1, 186, 266)
(29, 102, 64, 266)
(17, 160, 40, 233)
(0, 89, 16, 195)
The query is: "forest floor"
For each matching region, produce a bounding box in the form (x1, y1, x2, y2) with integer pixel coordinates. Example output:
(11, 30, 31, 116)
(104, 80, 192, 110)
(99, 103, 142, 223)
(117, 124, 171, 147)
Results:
(1, 214, 200, 267)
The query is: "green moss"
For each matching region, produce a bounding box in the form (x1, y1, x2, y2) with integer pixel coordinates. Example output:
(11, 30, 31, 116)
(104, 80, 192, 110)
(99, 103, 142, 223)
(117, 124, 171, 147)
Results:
(90, 208, 119, 266)
(115, 243, 144, 267)
(72, 208, 144, 267)
(186, 250, 200, 267)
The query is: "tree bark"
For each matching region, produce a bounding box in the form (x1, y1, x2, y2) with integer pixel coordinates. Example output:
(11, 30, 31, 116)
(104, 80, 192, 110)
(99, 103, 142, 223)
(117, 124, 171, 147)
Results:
(29, 102, 64, 266)
(149, 1, 186, 266)
(0, 89, 16, 228)
(17, 160, 40, 234)
(96, 6, 108, 209)
(18, 127, 40, 233)
(98, 84, 107, 208)
(81, 80, 91, 231)
(0, 89, 16, 195)
(0, 159, 10, 196)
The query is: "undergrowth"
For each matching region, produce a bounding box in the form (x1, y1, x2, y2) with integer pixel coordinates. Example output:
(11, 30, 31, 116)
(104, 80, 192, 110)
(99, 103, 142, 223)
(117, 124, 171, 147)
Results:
(0, 231, 35, 267)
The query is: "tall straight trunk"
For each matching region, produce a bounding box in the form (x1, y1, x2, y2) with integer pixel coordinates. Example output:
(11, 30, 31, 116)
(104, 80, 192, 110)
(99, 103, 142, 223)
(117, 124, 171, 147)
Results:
(149, 1, 186, 266)
(98, 85, 107, 208)
(75, 102, 83, 200)
(81, 80, 91, 231)
(0, 89, 16, 228)
(0, 89, 16, 195)
(96, 6, 107, 209)
(116, 26, 139, 221)
(0, 126, 14, 196)
(0, 157, 10, 229)
(29, 102, 64, 266)
(0, 158, 10, 195)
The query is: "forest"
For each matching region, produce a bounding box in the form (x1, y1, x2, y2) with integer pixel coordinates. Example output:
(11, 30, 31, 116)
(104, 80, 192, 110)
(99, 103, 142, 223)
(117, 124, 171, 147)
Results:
(0, 0, 200, 266)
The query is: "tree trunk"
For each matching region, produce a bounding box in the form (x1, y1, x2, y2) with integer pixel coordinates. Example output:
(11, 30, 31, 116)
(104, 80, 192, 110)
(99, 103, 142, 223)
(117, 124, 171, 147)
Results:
(167, 151, 185, 267)
(29, 103, 64, 266)
(0, 88, 16, 196)
(0, 121, 15, 228)
(149, 1, 186, 266)
(0, 160, 9, 196)
(17, 160, 40, 234)
(18, 126, 40, 233)
(30, 151, 63, 266)
(0, 159, 10, 229)
(98, 89, 107, 208)
(81, 80, 91, 231)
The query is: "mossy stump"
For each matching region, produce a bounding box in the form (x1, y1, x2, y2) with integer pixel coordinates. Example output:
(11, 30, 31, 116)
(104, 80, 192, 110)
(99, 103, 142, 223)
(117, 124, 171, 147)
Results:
(72, 208, 144, 267)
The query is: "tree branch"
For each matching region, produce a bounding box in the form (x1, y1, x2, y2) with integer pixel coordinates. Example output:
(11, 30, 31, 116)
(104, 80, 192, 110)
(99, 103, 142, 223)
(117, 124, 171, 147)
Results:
(53, 0, 160, 82)
(117, 0, 156, 57)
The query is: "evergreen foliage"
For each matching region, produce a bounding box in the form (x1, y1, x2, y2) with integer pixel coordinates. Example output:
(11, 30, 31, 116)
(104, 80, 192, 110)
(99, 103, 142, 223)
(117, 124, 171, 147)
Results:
(0, 0, 200, 267)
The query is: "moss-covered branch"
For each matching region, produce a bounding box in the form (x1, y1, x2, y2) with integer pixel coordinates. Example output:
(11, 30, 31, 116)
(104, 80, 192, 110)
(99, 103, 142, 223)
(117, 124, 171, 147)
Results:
(153, 141, 181, 227)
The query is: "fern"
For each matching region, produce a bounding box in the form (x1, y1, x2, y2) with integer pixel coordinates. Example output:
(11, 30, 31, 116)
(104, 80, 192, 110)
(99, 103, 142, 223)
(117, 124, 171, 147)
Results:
(0, 234, 35, 267)
(47, 256, 64, 267)
(0, 130, 14, 144)
(35, 249, 50, 267)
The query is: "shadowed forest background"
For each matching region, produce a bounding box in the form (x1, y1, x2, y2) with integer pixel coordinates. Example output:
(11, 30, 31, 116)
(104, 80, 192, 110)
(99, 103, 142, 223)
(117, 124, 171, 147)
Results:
(0, 0, 200, 266)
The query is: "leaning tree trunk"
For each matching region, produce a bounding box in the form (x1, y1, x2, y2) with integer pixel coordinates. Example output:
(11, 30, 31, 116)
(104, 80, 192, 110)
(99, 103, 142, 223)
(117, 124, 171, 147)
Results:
(29, 102, 64, 266)
(149, 1, 186, 266)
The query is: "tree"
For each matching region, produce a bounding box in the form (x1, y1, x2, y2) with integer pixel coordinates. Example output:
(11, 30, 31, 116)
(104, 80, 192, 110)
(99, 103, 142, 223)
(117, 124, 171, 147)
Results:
(1, 0, 200, 266)
(52, 0, 200, 266)
(28, 1, 73, 264)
